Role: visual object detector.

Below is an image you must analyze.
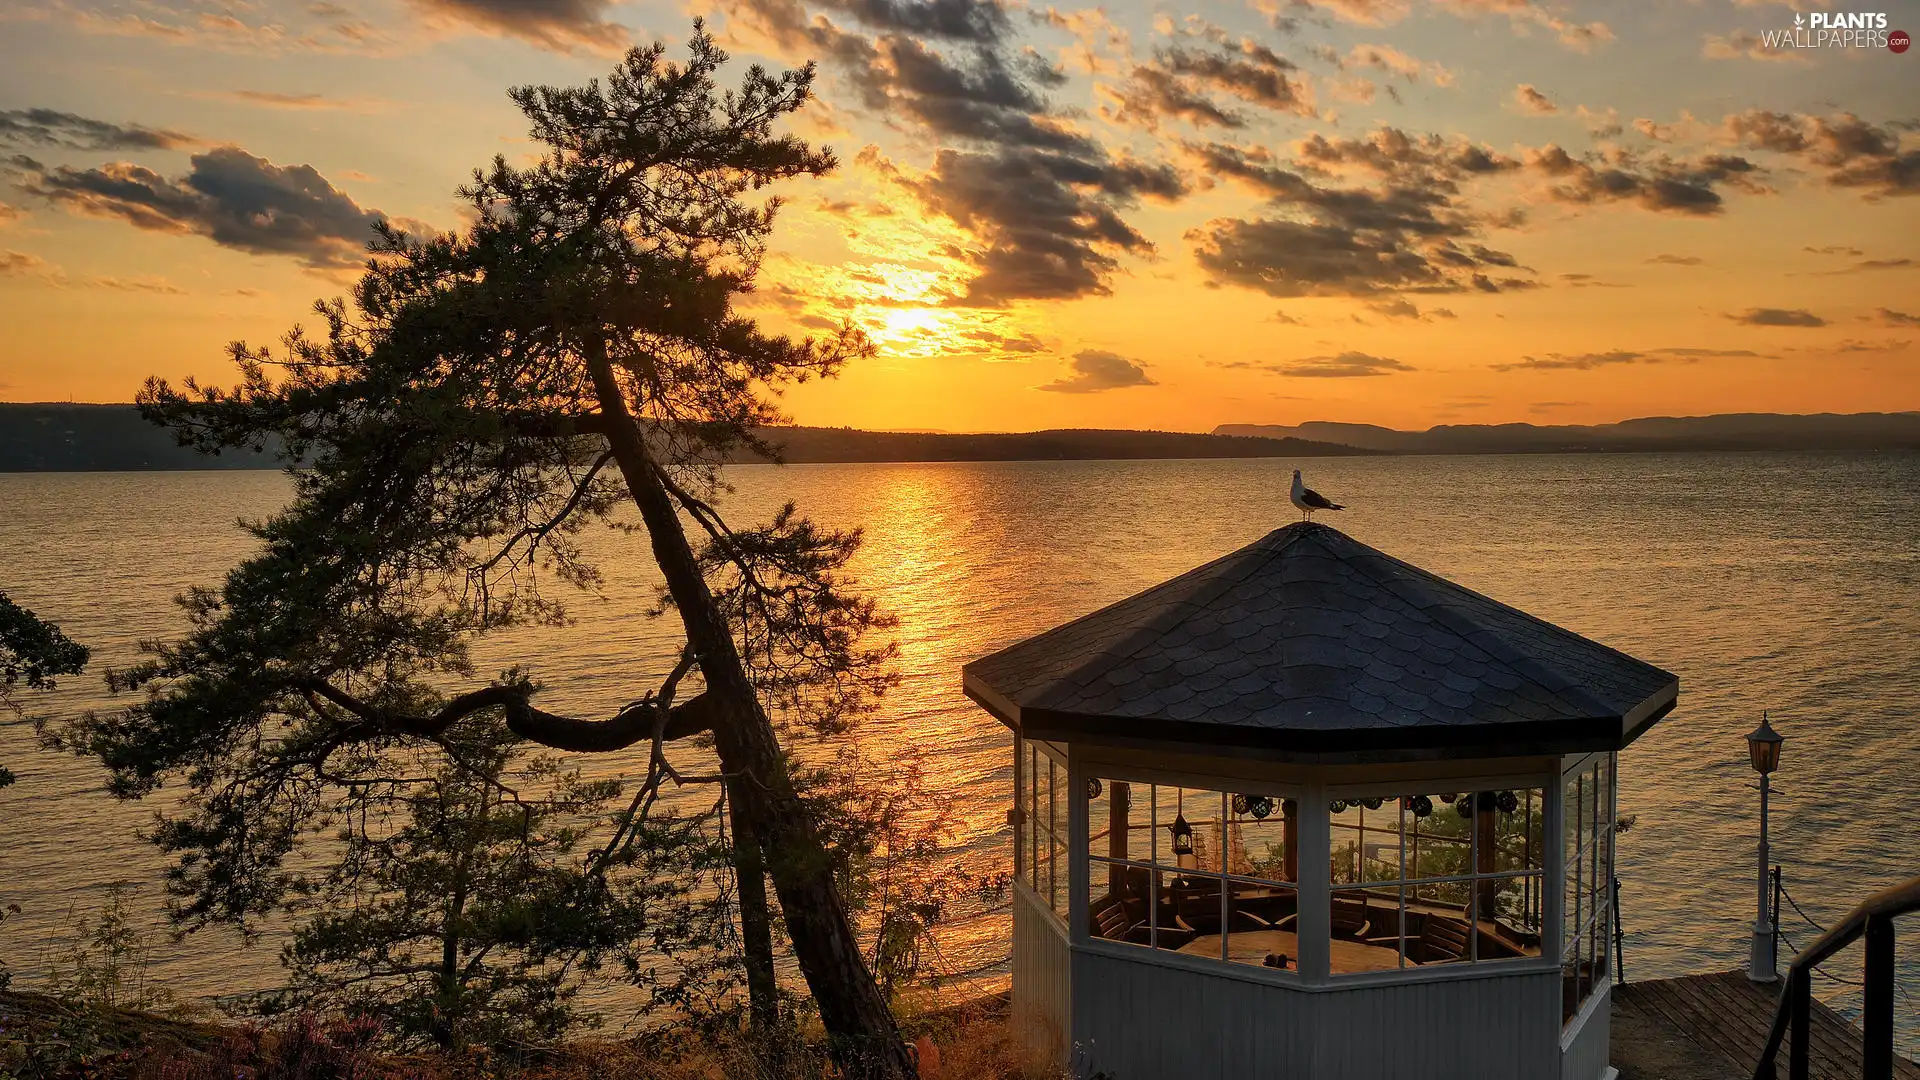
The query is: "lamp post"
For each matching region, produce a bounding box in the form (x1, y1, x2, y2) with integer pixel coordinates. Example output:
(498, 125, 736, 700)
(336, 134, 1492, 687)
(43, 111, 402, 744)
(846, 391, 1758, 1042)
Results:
(1746, 714, 1784, 982)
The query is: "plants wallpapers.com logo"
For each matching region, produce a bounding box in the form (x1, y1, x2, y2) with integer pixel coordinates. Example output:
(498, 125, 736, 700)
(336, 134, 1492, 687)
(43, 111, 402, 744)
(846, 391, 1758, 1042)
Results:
(1758, 11, 1909, 51)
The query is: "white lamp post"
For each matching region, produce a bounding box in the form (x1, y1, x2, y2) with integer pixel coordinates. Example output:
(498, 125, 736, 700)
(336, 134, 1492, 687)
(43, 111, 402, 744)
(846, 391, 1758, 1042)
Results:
(1746, 714, 1784, 982)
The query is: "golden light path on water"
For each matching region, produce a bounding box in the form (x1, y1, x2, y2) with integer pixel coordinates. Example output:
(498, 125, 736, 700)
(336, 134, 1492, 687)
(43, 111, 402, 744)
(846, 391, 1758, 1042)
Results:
(1, 453, 1917, 1041)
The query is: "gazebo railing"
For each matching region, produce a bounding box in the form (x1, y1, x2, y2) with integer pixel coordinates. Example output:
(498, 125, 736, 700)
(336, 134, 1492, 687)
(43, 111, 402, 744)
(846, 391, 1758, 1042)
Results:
(1753, 875, 1920, 1080)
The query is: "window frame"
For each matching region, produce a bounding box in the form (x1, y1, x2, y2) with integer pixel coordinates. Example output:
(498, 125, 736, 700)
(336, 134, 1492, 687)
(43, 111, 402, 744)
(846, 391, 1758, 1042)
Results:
(1014, 737, 1071, 926)
(1560, 751, 1616, 1028)
(1077, 766, 1304, 973)
(1323, 782, 1551, 974)
(1066, 758, 1565, 987)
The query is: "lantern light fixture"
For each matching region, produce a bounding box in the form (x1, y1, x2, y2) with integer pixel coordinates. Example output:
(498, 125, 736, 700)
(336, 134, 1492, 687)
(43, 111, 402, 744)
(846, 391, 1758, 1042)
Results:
(1747, 713, 1784, 775)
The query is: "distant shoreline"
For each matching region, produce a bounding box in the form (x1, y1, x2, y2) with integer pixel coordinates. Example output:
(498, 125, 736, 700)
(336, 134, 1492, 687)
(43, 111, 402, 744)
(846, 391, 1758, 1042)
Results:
(2, 403, 1916, 471)
(0, 404, 1374, 472)
(8, 445, 1920, 477)
(1217, 412, 1920, 456)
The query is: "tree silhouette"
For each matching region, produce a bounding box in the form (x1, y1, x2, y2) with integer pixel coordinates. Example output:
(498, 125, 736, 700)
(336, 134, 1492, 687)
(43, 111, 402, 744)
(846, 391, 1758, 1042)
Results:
(262, 720, 727, 1051)
(1, 590, 90, 790)
(53, 27, 916, 1076)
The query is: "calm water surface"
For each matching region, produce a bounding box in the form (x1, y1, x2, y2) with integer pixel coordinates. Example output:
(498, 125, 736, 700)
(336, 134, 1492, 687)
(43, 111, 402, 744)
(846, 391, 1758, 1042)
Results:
(2, 453, 1917, 1034)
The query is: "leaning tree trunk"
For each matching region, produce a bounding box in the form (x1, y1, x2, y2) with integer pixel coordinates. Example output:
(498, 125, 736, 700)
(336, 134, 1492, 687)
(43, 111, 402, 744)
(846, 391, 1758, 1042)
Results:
(728, 784, 781, 1032)
(583, 346, 914, 1080)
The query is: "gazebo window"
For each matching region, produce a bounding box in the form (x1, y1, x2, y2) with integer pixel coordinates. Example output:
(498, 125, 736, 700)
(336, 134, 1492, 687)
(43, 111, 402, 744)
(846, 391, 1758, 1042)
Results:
(1014, 739, 1069, 921)
(1562, 755, 1615, 1023)
(1328, 788, 1546, 974)
(1085, 778, 1298, 970)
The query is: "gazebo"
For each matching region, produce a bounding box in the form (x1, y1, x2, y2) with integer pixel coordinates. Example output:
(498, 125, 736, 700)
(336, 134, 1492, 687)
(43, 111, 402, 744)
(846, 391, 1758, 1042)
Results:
(964, 522, 1677, 1079)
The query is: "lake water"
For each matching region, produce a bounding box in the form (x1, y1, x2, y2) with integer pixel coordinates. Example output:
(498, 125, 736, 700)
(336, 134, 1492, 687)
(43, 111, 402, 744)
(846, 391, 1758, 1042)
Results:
(2, 453, 1917, 1039)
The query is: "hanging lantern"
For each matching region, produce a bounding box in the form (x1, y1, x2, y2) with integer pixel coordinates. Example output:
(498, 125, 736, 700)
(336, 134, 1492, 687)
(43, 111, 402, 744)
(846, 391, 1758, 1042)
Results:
(1329, 799, 1349, 814)
(1232, 793, 1251, 815)
(1361, 797, 1384, 811)
(1171, 814, 1195, 857)
(1409, 795, 1434, 818)
(1249, 796, 1274, 820)
(1087, 777, 1103, 800)
(1442, 793, 1461, 805)
(1458, 795, 1477, 819)
(1497, 790, 1519, 815)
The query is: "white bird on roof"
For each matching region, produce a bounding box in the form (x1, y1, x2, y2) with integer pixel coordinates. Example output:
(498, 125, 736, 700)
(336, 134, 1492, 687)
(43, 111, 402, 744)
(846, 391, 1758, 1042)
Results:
(1290, 469, 1345, 522)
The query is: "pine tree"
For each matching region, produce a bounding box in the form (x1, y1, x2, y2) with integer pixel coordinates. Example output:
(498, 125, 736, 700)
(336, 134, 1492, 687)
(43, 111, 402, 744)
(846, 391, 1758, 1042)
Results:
(53, 27, 913, 1076)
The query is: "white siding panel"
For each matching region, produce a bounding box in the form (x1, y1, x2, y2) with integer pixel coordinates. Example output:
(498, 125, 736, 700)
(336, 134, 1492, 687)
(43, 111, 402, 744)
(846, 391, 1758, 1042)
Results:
(1013, 886, 1072, 1064)
(1071, 951, 1306, 1077)
(1317, 971, 1560, 1080)
(1067, 949, 1562, 1080)
(1561, 987, 1612, 1080)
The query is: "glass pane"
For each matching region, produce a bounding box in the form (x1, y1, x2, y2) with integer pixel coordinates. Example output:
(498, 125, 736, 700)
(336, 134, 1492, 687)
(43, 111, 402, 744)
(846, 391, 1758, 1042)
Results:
(1087, 858, 1149, 947)
(1022, 747, 1033, 892)
(1598, 819, 1614, 917)
(1087, 774, 1111, 861)
(1168, 871, 1225, 945)
(1371, 887, 1406, 968)
(1012, 741, 1025, 880)
(1031, 826, 1050, 896)
(1578, 911, 1596, 1001)
(1408, 883, 1470, 967)
(1196, 790, 1225, 875)
(1225, 792, 1292, 884)
(1331, 888, 1402, 972)
(1050, 755, 1068, 849)
(1410, 794, 1472, 882)
(1564, 769, 1586, 869)
(1492, 788, 1546, 874)
(1149, 866, 1193, 953)
(1480, 874, 1545, 957)
(1088, 777, 1150, 864)
(1588, 773, 1603, 935)
(1592, 910, 1611, 988)
(1114, 781, 1151, 863)
(1601, 755, 1615, 827)
(1027, 745, 1042, 893)
(1329, 800, 1363, 886)
(1050, 827, 1068, 918)
(1159, 787, 1219, 873)
(1563, 860, 1580, 961)
(1330, 798, 1404, 885)
(1223, 878, 1299, 969)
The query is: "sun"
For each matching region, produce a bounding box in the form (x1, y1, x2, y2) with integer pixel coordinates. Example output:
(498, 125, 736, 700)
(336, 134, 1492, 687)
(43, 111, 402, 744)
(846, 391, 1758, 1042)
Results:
(876, 306, 947, 339)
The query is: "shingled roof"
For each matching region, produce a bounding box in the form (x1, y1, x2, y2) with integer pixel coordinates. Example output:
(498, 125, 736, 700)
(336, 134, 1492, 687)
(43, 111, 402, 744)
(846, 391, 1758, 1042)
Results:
(963, 522, 1677, 761)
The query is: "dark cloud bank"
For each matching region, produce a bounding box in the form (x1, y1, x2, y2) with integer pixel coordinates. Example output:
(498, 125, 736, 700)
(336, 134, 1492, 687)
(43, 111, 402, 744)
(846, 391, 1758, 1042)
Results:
(0, 109, 196, 152)
(13, 146, 388, 269)
(1038, 349, 1157, 392)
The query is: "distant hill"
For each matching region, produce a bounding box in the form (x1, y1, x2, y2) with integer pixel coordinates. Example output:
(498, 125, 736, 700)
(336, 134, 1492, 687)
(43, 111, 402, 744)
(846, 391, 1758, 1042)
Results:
(757, 426, 1370, 463)
(0, 404, 1371, 472)
(1215, 413, 1920, 454)
(0, 403, 287, 471)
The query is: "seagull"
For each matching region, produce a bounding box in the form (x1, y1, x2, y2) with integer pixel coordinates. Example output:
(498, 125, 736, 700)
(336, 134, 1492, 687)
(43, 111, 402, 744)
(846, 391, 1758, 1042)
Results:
(1290, 469, 1344, 522)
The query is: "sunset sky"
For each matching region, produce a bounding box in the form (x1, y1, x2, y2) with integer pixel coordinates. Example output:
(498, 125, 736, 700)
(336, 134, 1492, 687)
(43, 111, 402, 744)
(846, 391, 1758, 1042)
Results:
(0, 0, 1915, 433)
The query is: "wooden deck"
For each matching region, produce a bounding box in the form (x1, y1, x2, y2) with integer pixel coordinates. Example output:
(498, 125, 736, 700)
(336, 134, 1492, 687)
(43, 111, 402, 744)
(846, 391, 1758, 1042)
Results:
(1613, 970, 1920, 1080)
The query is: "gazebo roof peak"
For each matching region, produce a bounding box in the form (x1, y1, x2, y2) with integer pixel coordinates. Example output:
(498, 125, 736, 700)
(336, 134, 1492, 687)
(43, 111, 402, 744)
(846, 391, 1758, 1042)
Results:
(964, 521, 1677, 761)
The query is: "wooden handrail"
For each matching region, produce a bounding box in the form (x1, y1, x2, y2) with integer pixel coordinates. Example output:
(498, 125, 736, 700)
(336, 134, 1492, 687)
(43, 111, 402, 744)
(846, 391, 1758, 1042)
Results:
(1752, 874, 1920, 1080)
